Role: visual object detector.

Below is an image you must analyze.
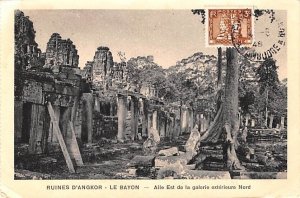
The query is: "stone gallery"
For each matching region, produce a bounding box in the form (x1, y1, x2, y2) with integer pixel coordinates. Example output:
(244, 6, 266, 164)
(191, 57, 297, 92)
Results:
(14, 10, 287, 179)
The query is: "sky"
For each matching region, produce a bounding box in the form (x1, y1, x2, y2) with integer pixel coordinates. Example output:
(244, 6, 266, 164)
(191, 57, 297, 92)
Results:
(23, 10, 287, 79)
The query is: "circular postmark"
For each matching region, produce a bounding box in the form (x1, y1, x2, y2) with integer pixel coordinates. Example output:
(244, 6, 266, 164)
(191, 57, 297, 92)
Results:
(231, 9, 286, 63)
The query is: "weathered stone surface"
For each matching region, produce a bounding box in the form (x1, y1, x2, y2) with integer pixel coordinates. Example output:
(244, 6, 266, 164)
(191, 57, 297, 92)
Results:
(150, 127, 160, 143)
(23, 80, 43, 104)
(14, 10, 43, 72)
(156, 162, 185, 179)
(241, 126, 248, 143)
(158, 147, 179, 157)
(185, 125, 201, 158)
(143, 130, 159, 154)
(155, 155, 191, 168)
(126, 168, 137, 176)
(180, 170, 231, 179)
(129, 143, 143, 150)
(127, 155, 155, 167)
(91, 46, 114, 88)
(45, 33, 79, 68)
(185, 164, 196, 170)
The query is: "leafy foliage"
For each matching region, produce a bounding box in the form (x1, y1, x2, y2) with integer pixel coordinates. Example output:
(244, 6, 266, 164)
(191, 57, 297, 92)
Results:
(256, 58, 279, 94)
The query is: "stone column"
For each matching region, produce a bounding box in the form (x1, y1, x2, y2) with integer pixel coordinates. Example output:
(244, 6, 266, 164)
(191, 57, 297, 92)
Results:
(189, 109, 194, 132)
(141, 99, 148, 138)
(72, 99, 82, 140)
(48, 105, 60, 143)
(159, 114, 166, 137)
(82, 93, 93, 143)
(130, 96, 139, 140)
(180, 106, 188, 134)
(147, 112, 152, 137)
(165, 114, 171, 137)
(94, 96, 100, 112)
(200, 114, 205, 133)
(269, 114, 274, 128)
(14, 100, 23, 142)
(259, 111, 263, 127)
(245, 114, 250, 127)
(29, 104, 49, 154)
(280, 116, 285, 130)
(251, 119, 255, 127)
(117, 94, 127, 142)
(175, 118, 181, 138)
(152, 110, 158, 131)
(170, 117, 174, 138)
(60, 107, 72, 140)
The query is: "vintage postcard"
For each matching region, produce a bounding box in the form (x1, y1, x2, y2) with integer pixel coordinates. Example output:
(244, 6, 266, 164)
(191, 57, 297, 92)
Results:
(0, 0, 300, 197)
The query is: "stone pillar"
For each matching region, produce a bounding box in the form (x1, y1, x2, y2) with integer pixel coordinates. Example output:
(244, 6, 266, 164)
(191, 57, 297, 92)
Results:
(48, 105, 60, 143)
(259, 111, 263, 127)
(169, 116, 174, 138)
(159, 114, 166, 137)
(29, 104, 49, 154)
(175, 118, 181, 138)
(60, 107, 72, 140)
(141, 99, 148, 138)
(189, 109, 194, 132)
(180, 106, 188, 134)
(14, 100, 23, 142)
(149, 108, 161, 143)
(147, 112, 152, 137)
(130, 96, 139, 140)
(269, 114, 274, 128)
(82, 93, 93, 143)
(199, 114, 205, 132)
(239, 113, 243, 127)
(165, 117, 169, 137)
(152, 110, 158, 131)
(117, 94, 127, 142)
(71, 98, 82, 140)
(280, 116, 285, 130)
(251, 119, 255, 127)
(245, 114, 250, 127)
(94, 97, 100, 112)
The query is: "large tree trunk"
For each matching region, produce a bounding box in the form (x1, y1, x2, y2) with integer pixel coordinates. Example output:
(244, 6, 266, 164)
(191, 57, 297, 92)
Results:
(200, 48, 243, 170)
(217, 47, 222, 88)
(223, 48, 243, 170)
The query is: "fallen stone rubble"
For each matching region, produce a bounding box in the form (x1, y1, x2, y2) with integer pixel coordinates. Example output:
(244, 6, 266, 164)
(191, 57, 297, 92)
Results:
(14, 125, 287, 180)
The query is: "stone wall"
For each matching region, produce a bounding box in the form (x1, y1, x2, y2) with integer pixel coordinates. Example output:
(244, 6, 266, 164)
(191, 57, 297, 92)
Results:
(14, 11, 83, 154)
(45, 33, 79, 68)
(93, 112, 118, 140)
(14, 10, 43, 71)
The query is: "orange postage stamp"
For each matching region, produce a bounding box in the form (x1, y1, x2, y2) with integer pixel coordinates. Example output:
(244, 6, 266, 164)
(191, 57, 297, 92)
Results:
(208, 9, 253, 46)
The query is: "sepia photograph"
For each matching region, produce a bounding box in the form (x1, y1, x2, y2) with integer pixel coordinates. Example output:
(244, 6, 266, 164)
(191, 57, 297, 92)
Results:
(13, 9, 287, 180)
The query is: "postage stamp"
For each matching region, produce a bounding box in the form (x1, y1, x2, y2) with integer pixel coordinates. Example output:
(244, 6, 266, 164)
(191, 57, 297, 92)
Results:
(1, 1, 300, 197)
(208, 9, 253, 46)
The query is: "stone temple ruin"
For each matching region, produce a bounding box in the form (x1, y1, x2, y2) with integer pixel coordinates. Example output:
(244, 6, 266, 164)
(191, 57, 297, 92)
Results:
(14, 10, 287, 179)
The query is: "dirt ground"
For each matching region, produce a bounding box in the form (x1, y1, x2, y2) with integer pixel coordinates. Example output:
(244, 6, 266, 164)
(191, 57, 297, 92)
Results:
(14, 131, 287, 180)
